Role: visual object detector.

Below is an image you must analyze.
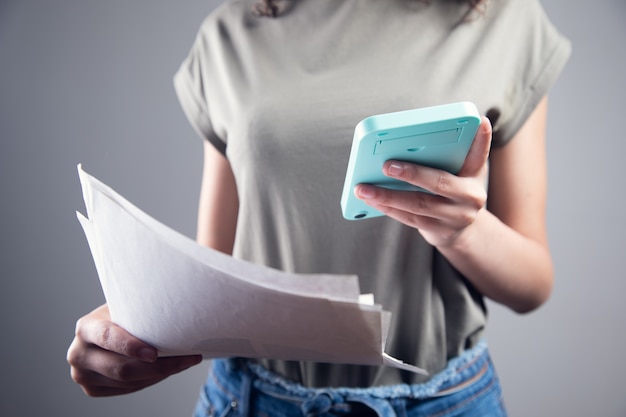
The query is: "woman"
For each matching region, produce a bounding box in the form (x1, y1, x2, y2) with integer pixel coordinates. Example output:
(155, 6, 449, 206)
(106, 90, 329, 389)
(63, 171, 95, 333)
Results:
(67, 0, 570, 415)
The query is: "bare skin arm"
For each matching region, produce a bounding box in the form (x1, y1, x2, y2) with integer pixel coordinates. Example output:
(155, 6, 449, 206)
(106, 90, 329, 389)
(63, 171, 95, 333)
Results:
(196, 141, 239, 253)
(67, 142, 239, 396)
(356, 97, 553, 313)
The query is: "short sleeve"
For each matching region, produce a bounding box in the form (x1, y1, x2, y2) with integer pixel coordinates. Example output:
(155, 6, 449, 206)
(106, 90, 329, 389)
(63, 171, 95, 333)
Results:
(491, 1, 571, 147)
(173, 34, 227, 155)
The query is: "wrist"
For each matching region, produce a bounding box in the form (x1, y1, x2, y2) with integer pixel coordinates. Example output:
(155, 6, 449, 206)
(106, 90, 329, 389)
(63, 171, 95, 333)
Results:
(435, 206, 488, 253)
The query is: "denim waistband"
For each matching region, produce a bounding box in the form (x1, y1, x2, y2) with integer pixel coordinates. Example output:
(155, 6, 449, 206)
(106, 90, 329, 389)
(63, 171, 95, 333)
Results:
(210, 341, 491, 417)
(245, 340, 488, 400)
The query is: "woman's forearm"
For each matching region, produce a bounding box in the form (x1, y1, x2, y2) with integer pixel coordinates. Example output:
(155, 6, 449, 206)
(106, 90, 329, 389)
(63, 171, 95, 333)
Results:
(438, 207, 553, 313)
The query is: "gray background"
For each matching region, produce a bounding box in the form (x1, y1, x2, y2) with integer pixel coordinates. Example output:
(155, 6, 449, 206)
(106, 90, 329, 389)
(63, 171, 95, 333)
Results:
(1, 0, 624, 416)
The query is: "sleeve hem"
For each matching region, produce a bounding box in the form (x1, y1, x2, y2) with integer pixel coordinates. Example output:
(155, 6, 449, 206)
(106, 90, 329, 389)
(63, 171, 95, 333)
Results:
(173, 69, 227, 155)
(492, 36, 572, 148)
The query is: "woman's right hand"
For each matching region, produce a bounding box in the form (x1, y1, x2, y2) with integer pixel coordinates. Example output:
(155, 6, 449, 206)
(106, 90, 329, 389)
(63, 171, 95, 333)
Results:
(67, 304, 203, 397)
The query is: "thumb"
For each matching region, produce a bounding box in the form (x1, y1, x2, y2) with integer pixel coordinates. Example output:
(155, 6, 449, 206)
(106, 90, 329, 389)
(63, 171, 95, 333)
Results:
(458, 116, 492, 177)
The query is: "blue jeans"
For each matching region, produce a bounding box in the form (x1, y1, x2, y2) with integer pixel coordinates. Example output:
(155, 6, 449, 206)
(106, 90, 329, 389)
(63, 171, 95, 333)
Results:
(193, 341, 507, 417)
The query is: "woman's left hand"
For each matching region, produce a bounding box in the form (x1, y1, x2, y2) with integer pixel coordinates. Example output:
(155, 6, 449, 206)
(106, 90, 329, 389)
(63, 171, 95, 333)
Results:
(355, 116, 493, 248)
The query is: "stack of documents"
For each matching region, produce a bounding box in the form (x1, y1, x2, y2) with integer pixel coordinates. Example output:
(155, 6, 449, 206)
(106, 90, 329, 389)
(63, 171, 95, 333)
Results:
(76, 165, 425, 374)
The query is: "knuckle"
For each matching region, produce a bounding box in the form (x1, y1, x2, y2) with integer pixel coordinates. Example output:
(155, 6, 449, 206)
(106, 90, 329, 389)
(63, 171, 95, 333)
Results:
(74, 316, 87, 338)
(376, 189, 392, 205)
(409, 214, 426, 230)
(109, 361, 135, 382)
(97, 322, 129, 354)
(434, 172, 452, 194)
(66, 337, 88, 367)
(66, 344, 80, 366)
(70, 367, 89, 385)
(404, 163, 420, 179)
(469, 188, 487, 210)
(99, 323, 112, 347)
(415, 194, 430, 211)
(458, 210, 477, 227)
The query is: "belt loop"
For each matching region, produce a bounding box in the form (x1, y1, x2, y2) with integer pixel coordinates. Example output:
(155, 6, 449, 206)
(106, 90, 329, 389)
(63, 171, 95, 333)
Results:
(301, 391, 348, 416)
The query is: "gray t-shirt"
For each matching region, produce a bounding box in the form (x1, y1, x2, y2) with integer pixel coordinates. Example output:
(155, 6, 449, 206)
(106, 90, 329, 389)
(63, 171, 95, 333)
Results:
(174, 0, 570, 387)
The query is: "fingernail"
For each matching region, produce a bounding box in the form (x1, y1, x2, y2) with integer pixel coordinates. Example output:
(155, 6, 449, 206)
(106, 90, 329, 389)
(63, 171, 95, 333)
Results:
(138, 347, 157, 362)
(387, 162, 404, 177)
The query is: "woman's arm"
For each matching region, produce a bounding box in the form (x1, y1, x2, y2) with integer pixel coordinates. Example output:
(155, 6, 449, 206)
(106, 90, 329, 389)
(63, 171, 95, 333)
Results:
(196, 141, 239, 253)
(355, 97, 553, 313)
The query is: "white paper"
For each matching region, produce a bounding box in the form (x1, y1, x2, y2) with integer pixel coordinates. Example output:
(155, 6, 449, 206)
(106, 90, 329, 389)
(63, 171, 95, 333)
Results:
(76, 164, 426, 374)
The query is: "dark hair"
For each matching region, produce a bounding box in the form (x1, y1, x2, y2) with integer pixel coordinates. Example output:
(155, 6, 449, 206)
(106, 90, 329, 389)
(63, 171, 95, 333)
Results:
(254, 0, 488, 18)
(254, 0, 279, 17)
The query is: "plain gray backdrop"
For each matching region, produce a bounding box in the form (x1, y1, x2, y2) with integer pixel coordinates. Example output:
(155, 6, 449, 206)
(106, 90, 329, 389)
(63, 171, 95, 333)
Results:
(1, 1, 624, 416)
